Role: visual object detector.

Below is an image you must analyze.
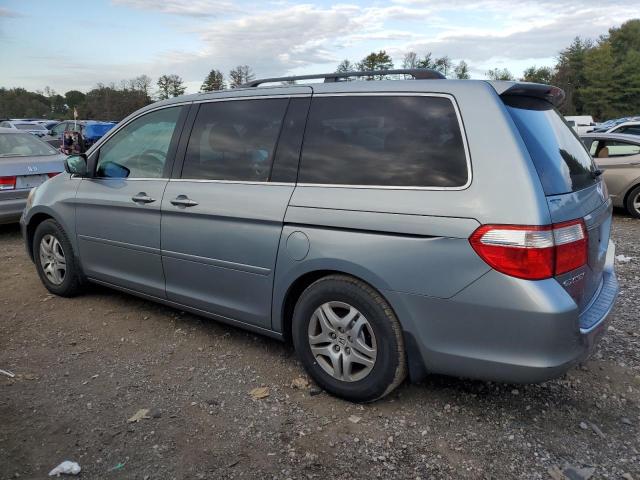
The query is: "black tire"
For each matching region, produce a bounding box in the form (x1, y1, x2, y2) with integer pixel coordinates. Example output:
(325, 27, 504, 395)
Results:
(625, 185, 640, 219)
(32, 219, 83, 297)
(292, 274, 406, 402)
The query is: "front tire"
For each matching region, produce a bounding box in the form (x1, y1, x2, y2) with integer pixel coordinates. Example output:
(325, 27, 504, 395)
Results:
(33, 219, 82, 297)
(625, 185, 640, 219)
(292, 275, 406, 402)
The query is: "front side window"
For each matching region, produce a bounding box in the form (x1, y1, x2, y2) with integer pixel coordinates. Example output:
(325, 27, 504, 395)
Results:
(590, 140, 640, 158)
(298, 96, 469, 187)
(96, 107, 182, 178)
(182, 98, 289, 182)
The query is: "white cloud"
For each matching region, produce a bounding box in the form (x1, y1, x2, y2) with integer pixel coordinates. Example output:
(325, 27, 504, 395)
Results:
(111, 0, 238, 16)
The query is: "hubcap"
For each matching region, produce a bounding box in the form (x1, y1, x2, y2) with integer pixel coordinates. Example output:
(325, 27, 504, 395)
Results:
(39, 234, 66, 285)
(633, 192, 640, 215)
(307, 301, 377, 382)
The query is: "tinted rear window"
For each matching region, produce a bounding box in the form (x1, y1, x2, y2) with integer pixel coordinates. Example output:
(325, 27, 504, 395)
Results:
(298, 96, 468, 187)
(504, 96, 597, 195)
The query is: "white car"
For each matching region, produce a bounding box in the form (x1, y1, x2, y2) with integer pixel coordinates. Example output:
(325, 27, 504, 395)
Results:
(604, 121, 640, 136)
(0, 120, 51, 138)
(565, 115, 597, 135)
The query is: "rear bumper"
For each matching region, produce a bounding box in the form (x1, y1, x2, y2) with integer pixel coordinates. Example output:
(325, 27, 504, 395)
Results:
(0, 195, 28, 225)
(389, 240, 619, 384)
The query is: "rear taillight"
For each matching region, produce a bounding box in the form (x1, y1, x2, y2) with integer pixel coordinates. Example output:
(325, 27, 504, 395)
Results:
(47, 172, 60, 178)
(0, 176, 16, 191)
(470, 219, 588, 280)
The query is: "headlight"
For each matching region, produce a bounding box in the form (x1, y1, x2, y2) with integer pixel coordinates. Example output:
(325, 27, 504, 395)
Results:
(25, 187, 37, 210)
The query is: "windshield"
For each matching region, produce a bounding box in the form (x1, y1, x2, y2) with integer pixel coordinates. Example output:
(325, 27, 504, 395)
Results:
(16, 123, 46, 131)
(504, 96, 597, 195)
(0, 133, 59, 157)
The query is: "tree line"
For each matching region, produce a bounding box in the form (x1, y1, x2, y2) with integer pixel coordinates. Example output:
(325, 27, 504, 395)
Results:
(1, 20, 638, 121)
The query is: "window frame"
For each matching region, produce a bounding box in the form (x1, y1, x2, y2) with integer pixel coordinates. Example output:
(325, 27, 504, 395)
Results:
(89, 103, 190, 180)
(170, 94, 311, 185)
(296, 92, 473, 191)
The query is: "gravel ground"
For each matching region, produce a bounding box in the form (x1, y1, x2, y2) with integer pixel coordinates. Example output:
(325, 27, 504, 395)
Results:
(1, 212, 639, 480)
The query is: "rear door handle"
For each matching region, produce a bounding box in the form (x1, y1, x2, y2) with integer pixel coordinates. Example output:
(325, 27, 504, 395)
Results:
(170, 195, 199, 207)
(131, 192, 156, 204)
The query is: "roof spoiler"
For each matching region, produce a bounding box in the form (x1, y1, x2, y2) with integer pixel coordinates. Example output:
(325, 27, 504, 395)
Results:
(489, 81, 566, 108)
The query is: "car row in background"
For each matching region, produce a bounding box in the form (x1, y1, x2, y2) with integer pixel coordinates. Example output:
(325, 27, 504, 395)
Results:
(581, 132, 640, 218)
(0, 120, 53, 138)
(47, 120, 116, 149)
(565, 116, 640, 136)
(0, 127, 65, 224)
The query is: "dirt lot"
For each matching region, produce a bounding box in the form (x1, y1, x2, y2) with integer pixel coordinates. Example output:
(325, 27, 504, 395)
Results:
(1, 213, 639, 480)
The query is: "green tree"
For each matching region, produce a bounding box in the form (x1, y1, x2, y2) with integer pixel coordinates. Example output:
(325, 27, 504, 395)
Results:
(229, 65, 255, 88)
(454, 60, 470, 79)
(65, 90, 86, 110)
(486, 68, 515, 81)
(416, 52, 435, 69)
(201, 69, 225, 92)
(157, 74, 186, 100)
(551, 37, 594, 115)
(521, 66, 554, 84)
(358, 50, 393, 79)
(433, 56, 453, 77)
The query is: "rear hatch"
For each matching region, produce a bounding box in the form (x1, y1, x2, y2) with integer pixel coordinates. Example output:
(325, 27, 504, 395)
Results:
(503, 92, 611, 314)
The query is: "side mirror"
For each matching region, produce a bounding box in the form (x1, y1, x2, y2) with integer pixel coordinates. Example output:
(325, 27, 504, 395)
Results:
(64, 154, 88, 176)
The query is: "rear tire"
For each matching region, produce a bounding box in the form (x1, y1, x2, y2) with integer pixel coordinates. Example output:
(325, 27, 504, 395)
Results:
(625, 185, 640, 219)
(292, 274, 406, 402)
(33, 219, 82, 297)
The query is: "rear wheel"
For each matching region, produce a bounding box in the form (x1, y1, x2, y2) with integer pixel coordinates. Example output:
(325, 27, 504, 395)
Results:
(33, 219, 82, 297)
(292, 275, 406, 402)
(625, 185, 640, 219)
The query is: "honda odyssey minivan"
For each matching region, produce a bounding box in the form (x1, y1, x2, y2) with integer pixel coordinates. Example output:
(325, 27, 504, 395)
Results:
(21, 69, 618, 402)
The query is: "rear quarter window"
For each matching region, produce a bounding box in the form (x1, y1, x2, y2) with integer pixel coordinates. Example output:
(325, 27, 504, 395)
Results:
(298, 95, 469, 188)
(504, 95, 597, 195)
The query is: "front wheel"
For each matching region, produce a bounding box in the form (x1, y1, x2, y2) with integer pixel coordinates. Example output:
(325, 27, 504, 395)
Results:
(33, 219, 83, 297)
(292, 275, 406, 402)
(625, 185, 640, 219)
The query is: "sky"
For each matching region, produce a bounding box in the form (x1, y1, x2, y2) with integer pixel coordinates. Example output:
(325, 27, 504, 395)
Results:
(1, 0, 639, 95)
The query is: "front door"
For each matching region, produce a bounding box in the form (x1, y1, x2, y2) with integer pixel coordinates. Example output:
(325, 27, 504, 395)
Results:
(161, 93, 309, 328)
(75, 105, 187, 297)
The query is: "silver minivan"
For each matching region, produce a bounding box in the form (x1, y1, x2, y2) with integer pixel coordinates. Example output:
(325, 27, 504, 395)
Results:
(21, 70, 618, 402)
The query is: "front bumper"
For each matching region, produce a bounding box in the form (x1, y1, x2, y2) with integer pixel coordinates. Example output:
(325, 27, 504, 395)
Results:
(388, 240, 619, 384)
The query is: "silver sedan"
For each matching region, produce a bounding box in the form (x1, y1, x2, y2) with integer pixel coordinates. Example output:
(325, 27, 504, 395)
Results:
(0, 127, 66, 224)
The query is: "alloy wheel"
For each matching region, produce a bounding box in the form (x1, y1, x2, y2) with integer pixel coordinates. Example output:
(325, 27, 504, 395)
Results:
(39, 234, 66, 285)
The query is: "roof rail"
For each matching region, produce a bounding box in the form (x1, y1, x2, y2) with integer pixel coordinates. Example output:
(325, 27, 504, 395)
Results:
(243, 69, 445, 87)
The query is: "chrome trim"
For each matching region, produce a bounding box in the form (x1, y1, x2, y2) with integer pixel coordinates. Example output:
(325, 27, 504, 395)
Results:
(300, 92, 472, 191)
(193, 93, 311, 104)
(168, 178, 294, 186)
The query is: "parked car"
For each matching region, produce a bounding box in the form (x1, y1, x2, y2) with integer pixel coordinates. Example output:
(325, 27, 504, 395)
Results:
(21, 70, 618, 402)
(47, 120, 116, 150)
(0, 120, 52, 138)
(565, 115, 597, 135)
(0, 127, 65, 224)
(581, 132, 640, 218)
(590, 117, 640, 133)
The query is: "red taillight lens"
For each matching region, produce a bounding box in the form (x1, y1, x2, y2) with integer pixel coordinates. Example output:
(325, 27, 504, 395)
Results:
(47, 172, 61, 178)
(0, 176, 16, 191)
(470, 219, 588, 280)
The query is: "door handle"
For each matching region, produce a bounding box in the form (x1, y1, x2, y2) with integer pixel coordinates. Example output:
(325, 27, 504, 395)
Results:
(131, 192, 156, 204)
(170, 195, 199, 207)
